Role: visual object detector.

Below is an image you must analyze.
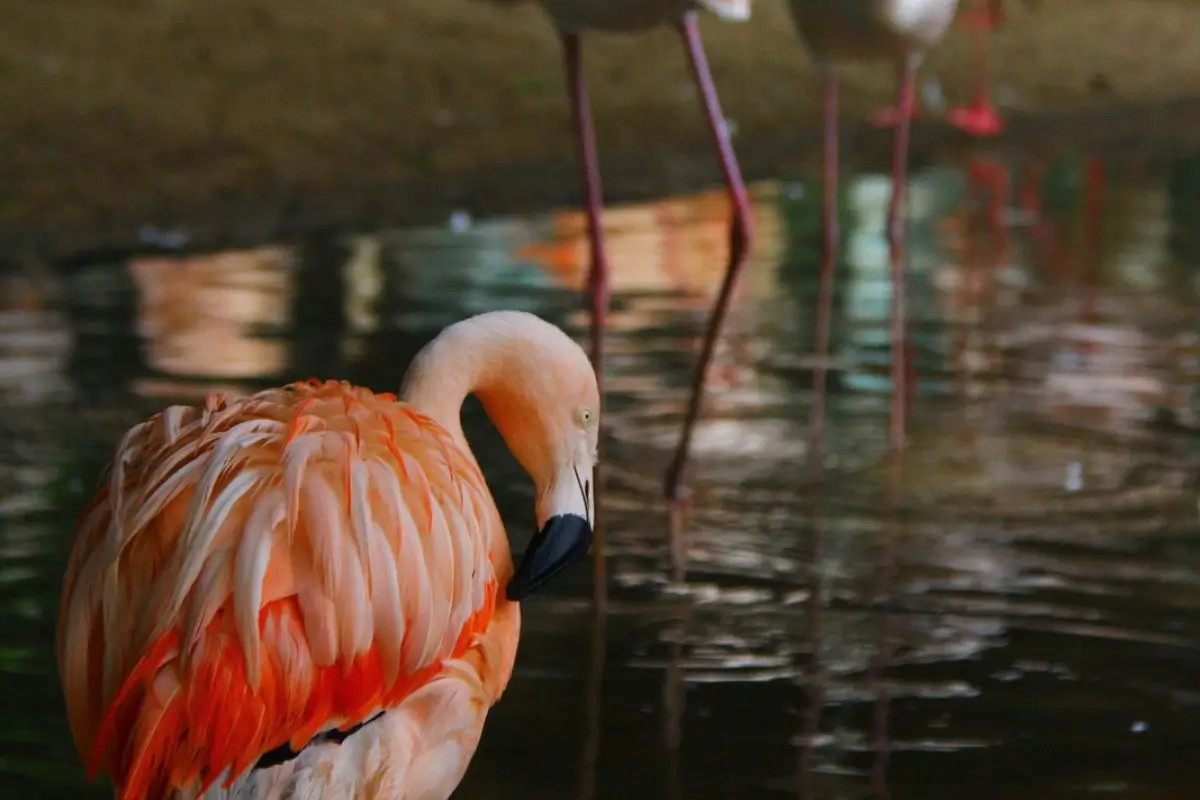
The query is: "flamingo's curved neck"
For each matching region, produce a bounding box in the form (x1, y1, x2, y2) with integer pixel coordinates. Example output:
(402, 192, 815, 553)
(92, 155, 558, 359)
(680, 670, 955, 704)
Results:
(400, 337, 480, 455)
(398, 313, 557, 485)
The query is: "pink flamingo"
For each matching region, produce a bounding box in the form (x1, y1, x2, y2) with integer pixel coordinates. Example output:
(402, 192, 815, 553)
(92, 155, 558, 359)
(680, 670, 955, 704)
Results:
(478, 0, 756, 505)
(946, 0, 1006, 136)
(787, 0, 964, 454)
(58, 310, 600, 799)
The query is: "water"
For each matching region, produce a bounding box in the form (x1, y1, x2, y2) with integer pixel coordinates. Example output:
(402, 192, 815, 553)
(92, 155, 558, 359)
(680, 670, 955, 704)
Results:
(4, 150, 1200, 799)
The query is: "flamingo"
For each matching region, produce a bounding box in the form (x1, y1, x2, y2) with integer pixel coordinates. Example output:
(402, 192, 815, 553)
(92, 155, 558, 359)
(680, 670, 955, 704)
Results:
(946, 0, 1006, 136)
(56, 309, 600, 799)
(866, 0, 1006, 136)
(478, 0, 756, 504)
(787, 0, 962, 454)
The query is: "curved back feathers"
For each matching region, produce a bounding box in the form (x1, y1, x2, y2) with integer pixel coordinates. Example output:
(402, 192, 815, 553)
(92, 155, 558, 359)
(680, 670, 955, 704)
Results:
(58, 380, 502, 798)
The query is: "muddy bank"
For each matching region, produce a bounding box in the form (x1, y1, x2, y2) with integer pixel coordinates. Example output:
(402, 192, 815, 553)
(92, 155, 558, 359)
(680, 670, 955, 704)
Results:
(4, 0, 1200, 257)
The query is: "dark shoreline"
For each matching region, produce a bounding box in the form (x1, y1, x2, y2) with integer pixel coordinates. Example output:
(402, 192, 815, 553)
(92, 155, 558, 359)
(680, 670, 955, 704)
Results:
(6, 93, 1200, 265)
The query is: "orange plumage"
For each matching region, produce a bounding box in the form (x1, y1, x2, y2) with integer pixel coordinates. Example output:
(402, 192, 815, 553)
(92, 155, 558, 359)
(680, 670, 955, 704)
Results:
(58, 310, 601, 799)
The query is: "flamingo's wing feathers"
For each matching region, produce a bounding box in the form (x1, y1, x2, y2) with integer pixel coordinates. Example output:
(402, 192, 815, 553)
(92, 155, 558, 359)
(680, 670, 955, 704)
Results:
(56, 381, 499, 799)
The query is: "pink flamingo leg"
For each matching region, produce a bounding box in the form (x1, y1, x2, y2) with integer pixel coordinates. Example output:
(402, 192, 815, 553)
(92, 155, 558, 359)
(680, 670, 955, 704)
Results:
(1080, 157, 1104, 323)
(888, 60, 917, 454)
(561, 33, 611, 383)
(946, 0, 1005, 137)
(664, 10, 755, 503)
(809, 67, 839, 455)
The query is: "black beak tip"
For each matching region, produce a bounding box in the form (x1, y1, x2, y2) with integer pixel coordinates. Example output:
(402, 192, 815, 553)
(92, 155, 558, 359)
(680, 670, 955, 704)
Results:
(505, 514, 593, 601)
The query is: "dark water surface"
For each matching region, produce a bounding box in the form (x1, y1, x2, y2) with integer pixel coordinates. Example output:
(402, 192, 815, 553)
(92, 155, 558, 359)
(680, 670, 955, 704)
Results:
(4, 150, 1200, 799)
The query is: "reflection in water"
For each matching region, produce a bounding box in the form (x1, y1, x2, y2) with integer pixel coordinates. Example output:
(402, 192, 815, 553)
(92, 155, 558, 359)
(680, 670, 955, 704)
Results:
(518, 181, 786, 390)
(5, 151, 1200, 799)
(0, 273, 71, 406)
(128, 246, 296, 397)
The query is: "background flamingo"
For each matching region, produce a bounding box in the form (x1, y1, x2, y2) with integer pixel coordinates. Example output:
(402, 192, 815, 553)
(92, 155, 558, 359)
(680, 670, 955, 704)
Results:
(946, 0, 1006, 135)
(787, 0, 962, 454)
(57, 310, 599, 799)
(478, 0, 757, 505)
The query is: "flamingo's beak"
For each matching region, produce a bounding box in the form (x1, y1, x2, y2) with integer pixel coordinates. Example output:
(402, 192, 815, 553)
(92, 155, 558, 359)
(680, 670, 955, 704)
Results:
(507, 459, 594, 601)
(505, 513, 593, 600)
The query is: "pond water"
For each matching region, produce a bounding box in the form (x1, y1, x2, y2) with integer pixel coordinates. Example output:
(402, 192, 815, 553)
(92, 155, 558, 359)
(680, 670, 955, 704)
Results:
(3, 149, 1200, 799)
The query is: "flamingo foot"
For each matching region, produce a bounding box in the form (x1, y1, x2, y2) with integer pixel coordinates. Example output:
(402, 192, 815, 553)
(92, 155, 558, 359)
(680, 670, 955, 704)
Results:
(946, 101, 1005, 137)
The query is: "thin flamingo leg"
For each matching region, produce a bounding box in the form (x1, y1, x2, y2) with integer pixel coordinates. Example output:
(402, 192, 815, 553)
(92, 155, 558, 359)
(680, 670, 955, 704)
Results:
(809, 67, 839, 456)
(888, 60, 917, 454)
(664, 11, 754, 503)
(946, 0, 1005, 137)
(562, 34, 612, 612)
(562, 33, 610, 382)
(1080, 156, 1105, 323)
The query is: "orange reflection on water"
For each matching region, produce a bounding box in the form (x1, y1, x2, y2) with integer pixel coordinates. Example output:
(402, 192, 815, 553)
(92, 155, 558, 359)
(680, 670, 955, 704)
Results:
(0, 272, 70, 405)
(515, 181, 785, 305)
(129, 246, 296, 398)
(515, 181, 787, 396)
